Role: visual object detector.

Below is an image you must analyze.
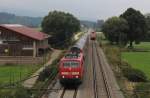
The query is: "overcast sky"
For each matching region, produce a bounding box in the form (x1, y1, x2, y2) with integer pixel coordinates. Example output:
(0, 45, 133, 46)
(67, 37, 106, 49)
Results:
(0, 0, 150, 21)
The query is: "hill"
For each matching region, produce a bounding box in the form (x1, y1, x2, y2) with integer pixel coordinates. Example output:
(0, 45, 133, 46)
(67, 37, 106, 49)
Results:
(80, 20, 96, 28)
(0, 12, 104, 29)
(0, 12, 42, 27)
(80, 20, 104, 30)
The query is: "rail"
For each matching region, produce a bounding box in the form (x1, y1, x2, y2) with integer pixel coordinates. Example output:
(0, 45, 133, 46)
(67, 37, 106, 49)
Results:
(59, 88, 78, 98)
(91, 42, 99, 98)
(94, 41, 112, 98)
(92, 41, 112, 98)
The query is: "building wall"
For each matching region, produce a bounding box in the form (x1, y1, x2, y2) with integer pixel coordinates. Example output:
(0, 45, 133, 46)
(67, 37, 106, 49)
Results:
(36, 39, 50, 56)
(0, 27, 34, 56)
(0, 27, 49, 57)
(36, 39, 49, 48)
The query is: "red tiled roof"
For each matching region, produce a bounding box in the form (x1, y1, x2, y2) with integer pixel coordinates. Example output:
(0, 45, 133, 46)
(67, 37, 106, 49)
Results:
(0, 24, 50, 41)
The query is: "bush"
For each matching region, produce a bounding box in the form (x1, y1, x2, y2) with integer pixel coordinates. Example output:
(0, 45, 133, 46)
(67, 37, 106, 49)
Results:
(0, 86, 31, 98)
(122, 68, 147, 82)
(13, 86, 31, 98)
(38, 66, 58, 81)
(4, 63, 16, 66)
(38, 67, 51, 81)
(121, 61, 132, 70)
(0, 89, 13, 98)
(134, 83, 150, 98)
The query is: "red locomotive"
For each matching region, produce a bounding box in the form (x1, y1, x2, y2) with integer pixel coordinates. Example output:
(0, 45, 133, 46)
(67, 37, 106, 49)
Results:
(90, 31, 96, 40)
(59, 33, 89, 85)
(59, 52, 84, 84)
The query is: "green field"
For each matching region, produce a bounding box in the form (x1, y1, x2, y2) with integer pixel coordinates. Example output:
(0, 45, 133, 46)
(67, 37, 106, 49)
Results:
(123, 42, 150, 79)
(0, 65, 40, 84)
(133, 42, 150, 51)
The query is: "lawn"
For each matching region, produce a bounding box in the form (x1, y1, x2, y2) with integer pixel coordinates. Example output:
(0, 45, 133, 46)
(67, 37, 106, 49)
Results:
(122, 52, 150, 79)
(133, 42, 150, 51)
(0, 64, 41, 84)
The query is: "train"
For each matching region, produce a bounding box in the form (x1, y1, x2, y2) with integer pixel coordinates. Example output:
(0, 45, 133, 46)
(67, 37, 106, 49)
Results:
(59, 32, 89, 85)
(90, 31, 96, 40)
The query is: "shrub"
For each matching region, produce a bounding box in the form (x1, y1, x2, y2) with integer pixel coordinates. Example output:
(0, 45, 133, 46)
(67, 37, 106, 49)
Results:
(134, 83, 150, 98)
(38, 67, 51, 81)
(0, 89, 13, 98)
(0, 86, 31, 98)
(38, 66, 58, 81)
(4, 63, 16, 66)
(122, 68, 147, 82)
(121, 61, 132, 69)
(13, 86, 31, 98)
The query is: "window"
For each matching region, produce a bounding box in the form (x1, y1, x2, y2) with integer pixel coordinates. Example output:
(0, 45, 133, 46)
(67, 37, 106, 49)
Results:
(65, 53, 79, 58)
(22, 41, 33, 49)
(0, 41, 2, 44)
(0, 31, 2, 40)
(63, 61, 79, 68)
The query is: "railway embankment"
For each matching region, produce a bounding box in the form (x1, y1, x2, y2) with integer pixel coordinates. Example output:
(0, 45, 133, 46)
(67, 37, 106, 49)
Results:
(101, 42, 150, 98)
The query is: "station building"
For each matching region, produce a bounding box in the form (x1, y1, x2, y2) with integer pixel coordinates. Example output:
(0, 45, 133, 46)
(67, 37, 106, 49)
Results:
(0, 24, 50, 58)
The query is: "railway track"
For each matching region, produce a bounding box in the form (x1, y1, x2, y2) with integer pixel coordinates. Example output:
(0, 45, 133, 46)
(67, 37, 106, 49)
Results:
(91, 41, 112, 98)
(59, 87, 78, 98)
(41, 38, 124, 98)
(42, 81, 78, 98)
(40, 74, 59, 98)
(91, 41, 99, 98)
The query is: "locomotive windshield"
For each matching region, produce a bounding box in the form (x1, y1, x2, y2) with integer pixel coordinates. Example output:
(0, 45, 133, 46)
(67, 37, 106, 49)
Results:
(70, 47, 81, 53)
(63, 61, 79, 68)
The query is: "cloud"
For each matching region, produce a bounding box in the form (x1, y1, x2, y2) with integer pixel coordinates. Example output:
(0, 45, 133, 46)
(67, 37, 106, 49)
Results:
(0, 0, 150, 20)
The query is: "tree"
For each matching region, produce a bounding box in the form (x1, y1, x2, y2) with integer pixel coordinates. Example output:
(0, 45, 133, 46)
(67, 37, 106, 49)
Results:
(120, 8, 147, 48)
(41, 11, 80, 48)
(102, 17, 128, 45)
(96, 20, 104, 31)
(144, 16, 150, 41)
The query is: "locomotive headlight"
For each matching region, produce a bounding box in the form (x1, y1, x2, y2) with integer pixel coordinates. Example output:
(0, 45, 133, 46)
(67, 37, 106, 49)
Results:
(75, 76, 79, 78)
(62, 76, 65, 78)
(72, 72, 79, 75)
(61, 72, 69, 75)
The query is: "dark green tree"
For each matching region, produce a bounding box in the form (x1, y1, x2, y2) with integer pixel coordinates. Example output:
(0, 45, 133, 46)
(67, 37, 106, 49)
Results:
(41, 11, 80, 48)
(96, 19, 104, 31)
(102, 17, 128, 45)
(120, 8, 147, 48)
(144, 16, 150, 41)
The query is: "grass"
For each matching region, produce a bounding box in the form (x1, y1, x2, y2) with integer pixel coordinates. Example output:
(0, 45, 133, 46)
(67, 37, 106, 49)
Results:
(0, 64, 41, 84)
(32, 52, 65, 97)
(132, 42, 150, 51)
(100, 39, 150, 97)
(123, 42, 150, 79)
(122, 51, 150, 79)
(74, 32, 84, 40)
